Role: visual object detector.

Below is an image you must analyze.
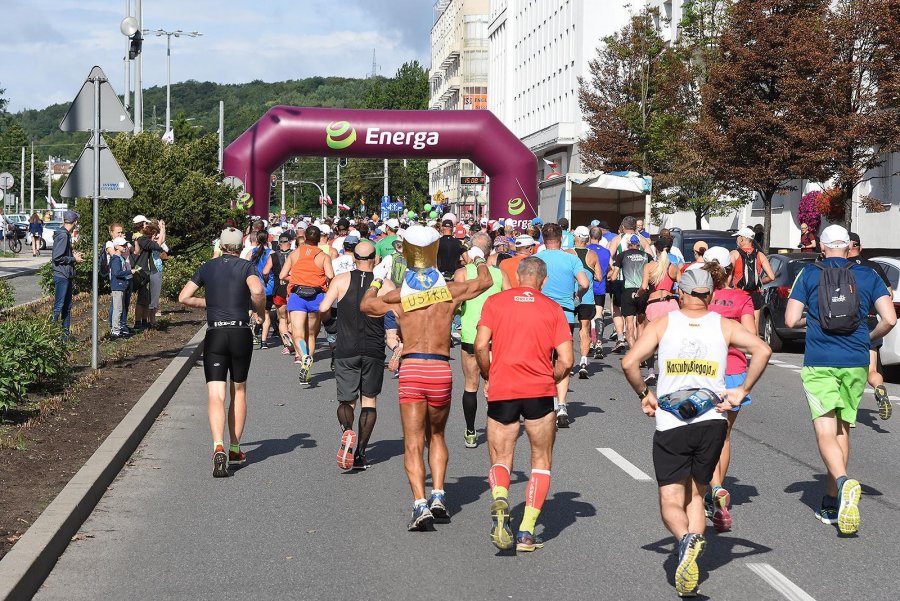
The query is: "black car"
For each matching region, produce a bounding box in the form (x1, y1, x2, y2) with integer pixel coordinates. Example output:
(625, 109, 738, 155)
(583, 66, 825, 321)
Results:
(759, 252, 818, 351)
(668, 228, 738, 262)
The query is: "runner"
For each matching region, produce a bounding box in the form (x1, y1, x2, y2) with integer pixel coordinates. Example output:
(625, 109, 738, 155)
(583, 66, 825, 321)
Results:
(572, 226, 603, 378)
(702, 246, 756, 532)
(271, 233, 294, 356)
(535, 223, 589, 428)
(610, 234, 650, 353)
(372, 233, 407, 373)
(279, 224, 334, 385)
(375, 218, 400, 259)
(249, 230, 275, 348)
(454, 232, 510, 448)
(621, 268, 771, 596)
(475, 256, 573, 552)
(606, 217, 652, 348)
(848, 232, 893, 420)
(729, 226, 775, 331)
(178, 227, 266, 478)
(319, 240, 387, 471)
(499, 234, 537, 287)
(587, 226, 611, 360)
(360, 225, 493, 531)
(785, 225, 895, 535)
(640, 239, 681, 384)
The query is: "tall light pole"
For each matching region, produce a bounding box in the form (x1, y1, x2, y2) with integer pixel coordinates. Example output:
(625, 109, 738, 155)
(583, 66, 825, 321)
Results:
(149, 29, 202, 137)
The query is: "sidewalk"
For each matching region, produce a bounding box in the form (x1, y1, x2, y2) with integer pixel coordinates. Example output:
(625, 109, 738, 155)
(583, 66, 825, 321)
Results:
(0, 255, 51, 280)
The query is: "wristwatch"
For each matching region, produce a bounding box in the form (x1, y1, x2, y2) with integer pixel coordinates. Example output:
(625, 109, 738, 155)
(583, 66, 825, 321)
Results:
(638, 386, 650, 399)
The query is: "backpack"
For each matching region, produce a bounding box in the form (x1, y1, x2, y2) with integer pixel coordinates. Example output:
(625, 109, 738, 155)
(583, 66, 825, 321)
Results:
(811, 262, 861, 335)
(99, 248, 110, 278)
(736, 248, 761, 291)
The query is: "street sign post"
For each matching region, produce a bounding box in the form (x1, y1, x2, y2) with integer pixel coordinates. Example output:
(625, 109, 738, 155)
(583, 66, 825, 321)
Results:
(58, 66, 134, 370)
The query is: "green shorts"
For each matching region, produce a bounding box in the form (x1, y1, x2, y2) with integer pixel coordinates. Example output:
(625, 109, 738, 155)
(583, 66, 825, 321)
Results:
(800, 366, 867, 424)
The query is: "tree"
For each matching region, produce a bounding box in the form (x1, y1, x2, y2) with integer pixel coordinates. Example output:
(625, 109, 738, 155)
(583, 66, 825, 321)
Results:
(820, 0, 900, 229)
(698, 0, 831, 251)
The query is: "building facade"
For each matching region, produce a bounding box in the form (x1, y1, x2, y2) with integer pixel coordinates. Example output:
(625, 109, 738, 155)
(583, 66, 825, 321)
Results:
(428, 0, 490, 218)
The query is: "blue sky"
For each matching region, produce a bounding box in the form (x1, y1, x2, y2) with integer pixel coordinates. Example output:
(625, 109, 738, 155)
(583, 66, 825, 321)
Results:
(1, 0, 434, 112)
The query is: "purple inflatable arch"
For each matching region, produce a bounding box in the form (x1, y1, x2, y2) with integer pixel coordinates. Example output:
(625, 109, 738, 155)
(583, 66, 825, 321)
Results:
(223, 106, 538, 227)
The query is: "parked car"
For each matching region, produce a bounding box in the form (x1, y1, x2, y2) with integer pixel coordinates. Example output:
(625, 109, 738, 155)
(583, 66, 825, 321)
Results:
(870, 256, 900, 367)
(758, 252, 819, 351)
(667, 229, 739, 261)
(28, 220, 63, 251)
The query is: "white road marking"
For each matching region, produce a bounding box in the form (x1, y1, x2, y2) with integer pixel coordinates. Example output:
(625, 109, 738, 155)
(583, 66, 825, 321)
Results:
(596, 448, 653, 481)
(746, 563, 816, 601)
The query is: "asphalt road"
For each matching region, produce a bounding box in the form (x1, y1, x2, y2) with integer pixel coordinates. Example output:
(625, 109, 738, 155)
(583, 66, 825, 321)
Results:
(35, 333, 899, 600)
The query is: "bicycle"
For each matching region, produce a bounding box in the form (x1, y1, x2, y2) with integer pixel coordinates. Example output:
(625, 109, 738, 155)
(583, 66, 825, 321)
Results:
(3, 223, 23, 254)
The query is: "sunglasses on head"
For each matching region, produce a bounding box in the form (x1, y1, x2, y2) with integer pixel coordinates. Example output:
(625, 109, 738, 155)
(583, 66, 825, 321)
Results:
(354, 251, 376, 261)
(687, 290, 711, 299)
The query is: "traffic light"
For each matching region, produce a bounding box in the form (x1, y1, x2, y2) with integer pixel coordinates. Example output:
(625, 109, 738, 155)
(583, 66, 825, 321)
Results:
(339, 157, 348, 168)
(128, 31, 143, 60)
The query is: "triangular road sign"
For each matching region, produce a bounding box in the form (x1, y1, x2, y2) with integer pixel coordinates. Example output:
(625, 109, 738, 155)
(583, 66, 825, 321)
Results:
(60, 66, 134, 133)
(60, 134, 134, 199)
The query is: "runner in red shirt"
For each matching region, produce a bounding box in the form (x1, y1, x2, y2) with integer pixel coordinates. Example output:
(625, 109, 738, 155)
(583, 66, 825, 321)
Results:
(703, 246, 757, 533)
(475, 256, 574, 552)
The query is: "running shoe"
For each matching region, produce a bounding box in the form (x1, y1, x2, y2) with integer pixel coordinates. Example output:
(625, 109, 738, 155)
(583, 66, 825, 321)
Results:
(464, 429, 477, 448)
(228, 449, 247, 466)
(675, 533, 705, 597)
(281, 332, 293, 348)
(556, 404, 570, 428)
(260, 341, 269, 349)
(252, 325, 262, 347)
(815, 503, 838, 525)
(490, 497, 514, 550)
(592, 345, 604, 360)
(337, 430, 356, 470)
(644, 371, 657, 386)
(837, 478, 861, 535)
(408, 503, 434, 531)
(428, 492, 450, 519)
(712, 487, 732, 532)
(352, 453, 369, 471)
(293, 355, 302, 365)
(298, 354, 313, 384)
(515, 530, 544, 552)
(608, 332, 618, 343)
(704, 493, 714, 520)
(212, 445, 229, 478)
(614, 341, 627, 354)
(874, 385, 892, 420)
(578, 364, 588, 379)
(282, 346, 291, 355)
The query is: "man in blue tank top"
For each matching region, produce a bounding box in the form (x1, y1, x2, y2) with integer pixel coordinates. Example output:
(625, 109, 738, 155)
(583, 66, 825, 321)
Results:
(588, 225, 612, 359)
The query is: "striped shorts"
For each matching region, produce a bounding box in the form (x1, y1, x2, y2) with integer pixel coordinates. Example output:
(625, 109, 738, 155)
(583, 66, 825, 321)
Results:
(398, 361, 453, 407)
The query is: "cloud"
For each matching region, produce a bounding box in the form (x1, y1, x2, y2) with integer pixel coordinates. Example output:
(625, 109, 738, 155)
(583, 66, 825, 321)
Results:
(0, 0, 433, 112)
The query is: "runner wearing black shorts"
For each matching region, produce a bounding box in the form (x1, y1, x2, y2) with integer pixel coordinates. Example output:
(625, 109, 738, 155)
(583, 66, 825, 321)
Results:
(179, 227, 266, 478)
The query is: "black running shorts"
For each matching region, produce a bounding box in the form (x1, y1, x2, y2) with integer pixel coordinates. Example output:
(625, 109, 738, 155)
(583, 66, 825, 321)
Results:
(621, 288, 648, 317)
(203, 326, 253, 383)
(335, 355, 385, 401)
(609, 280, 624, 307)
(652, 420, 728, 486)
(460, 342, 475, 355)
(576, 304, 597, 322)
(487, 396, 555, 425)
(748, 290, 764, 310)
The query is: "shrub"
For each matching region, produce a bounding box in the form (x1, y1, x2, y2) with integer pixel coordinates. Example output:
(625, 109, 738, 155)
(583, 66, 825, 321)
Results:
(161, 243, 212, 301)
(797, 191, 822, 233)
(0, 279, 13, 310)
(38, 243, 103, 297)
(0, 316, 71, 411)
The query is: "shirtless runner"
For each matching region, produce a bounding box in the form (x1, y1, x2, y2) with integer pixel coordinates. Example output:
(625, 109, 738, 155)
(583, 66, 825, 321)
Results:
(361, 225, 493, 531)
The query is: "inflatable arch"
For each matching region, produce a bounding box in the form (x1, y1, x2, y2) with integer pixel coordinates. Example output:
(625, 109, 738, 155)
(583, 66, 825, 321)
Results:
(223, 106, 538, 227)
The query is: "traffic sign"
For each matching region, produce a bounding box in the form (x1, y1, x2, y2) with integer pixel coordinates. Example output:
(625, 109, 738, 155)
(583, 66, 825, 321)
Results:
(381, 195, 391, 207)
(60, 134, 134, 199)
(60, 67, 134, 133)
(0, 172, 13, 190)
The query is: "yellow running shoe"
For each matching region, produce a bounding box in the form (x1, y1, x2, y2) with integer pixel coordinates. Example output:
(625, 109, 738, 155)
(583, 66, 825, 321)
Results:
(675, 533, 706, 597)
(837, 478, 861, 535)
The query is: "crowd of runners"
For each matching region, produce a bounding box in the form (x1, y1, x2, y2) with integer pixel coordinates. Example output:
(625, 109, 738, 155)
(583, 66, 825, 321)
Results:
(177, 211, 895, 597)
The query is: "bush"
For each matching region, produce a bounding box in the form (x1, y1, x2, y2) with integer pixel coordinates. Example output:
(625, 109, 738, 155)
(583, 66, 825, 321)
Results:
(0, 316, 71, 411)
(161, 243, 212, 301)
(37, 243, 103, 297)
(0, 279, 13, 310)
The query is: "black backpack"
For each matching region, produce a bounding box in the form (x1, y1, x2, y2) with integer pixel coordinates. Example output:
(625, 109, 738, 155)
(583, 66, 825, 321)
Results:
(811, 262, 861, 335)
(99, 246, 110, 278)
(736, 248, 760, 291)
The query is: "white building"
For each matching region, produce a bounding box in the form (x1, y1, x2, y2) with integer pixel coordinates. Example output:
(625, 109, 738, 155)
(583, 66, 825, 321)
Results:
(428, 0, 490, 217)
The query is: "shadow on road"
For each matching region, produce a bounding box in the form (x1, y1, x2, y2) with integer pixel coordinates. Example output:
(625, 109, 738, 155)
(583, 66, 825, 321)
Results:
(566, 400, 604, 421)
(643, 533, 771, 591)
(722, 476, 759, 507)
(440, 472, 529, 517)
(516, 490, 597, 542)
(366, 438, 406, 464)
(242, 432, 317, 464)
(785, 474, 884, 512)
(855, 408, 891, 434)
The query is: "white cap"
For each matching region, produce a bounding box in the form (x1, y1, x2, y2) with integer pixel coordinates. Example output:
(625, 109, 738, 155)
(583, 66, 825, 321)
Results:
(132, 214, 148, 224)
(732, 226, 755, 239)
(386, 218, 400, 229)
(574, 225, 590, 238)
(111, 237, 127, 246)
(396, 228, 406, 241)
(821, 224, 850, 249)
(427, 220, 437, 227)
(704, 246, 731, 267)
(319, 224, 331, 235)
(403, 224, 440, 247)
(515, 234, 537, 247)
(441, 213, 458, 225)
(480, 217, 488, 225)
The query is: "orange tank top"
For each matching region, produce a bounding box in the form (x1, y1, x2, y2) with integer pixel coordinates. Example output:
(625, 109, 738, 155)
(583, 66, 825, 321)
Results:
(289, 245, 327, 289)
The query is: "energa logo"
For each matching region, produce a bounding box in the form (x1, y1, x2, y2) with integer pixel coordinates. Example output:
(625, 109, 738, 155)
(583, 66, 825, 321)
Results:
(507, 197, 526, 216)
(326, 121, 357, 150)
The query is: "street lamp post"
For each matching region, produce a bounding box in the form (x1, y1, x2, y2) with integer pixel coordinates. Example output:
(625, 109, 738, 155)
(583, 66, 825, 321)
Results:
(147, 29, 202, 137)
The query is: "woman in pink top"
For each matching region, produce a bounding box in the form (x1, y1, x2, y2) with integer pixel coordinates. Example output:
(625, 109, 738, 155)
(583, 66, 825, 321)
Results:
(702, 246, 757, 533)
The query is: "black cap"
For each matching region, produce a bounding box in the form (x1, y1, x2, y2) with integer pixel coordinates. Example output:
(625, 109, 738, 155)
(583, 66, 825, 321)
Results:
(598, 220, 609, 229)
(849, 232, 860, 244)
(441, 219, 454, 227)
(337, 218, 350, 229)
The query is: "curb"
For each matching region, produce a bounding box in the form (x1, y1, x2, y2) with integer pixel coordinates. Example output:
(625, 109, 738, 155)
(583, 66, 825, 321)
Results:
(0, 266, 43, 281)
(0, 324, 208, 601)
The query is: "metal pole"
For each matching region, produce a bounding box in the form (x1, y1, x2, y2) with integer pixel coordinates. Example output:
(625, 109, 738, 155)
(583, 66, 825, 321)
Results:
(165, 34, 171, 135)
(281, 165, 286, 214)
(20, 147, 25, 213)
(92, 76, 101, 370)
(323, 157, 327, 219)
(124, 0, 131, 111)
(29, 142, 34, 215)
(134, 0, 142, 133)
(383, 159, 388, 198)
(218, 100, 224, 170)
(336, 160, 341, 218)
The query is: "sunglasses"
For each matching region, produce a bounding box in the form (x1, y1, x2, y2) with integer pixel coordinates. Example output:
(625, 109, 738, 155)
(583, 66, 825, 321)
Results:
(279, 240, 291, 244)
(354, 251, 376, 261)
(687, 290, 712, 299)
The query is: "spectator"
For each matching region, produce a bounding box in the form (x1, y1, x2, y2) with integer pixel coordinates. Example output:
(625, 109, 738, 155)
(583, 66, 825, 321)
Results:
(52, 210, 84, 337)
(108, 237, 132, 339)
(106, 222, 132, 335)
(799, 222, 817, 251)
(133, 220, 168, 330)
(29, 212, 44, 256)
(148, 221, 169, 327)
